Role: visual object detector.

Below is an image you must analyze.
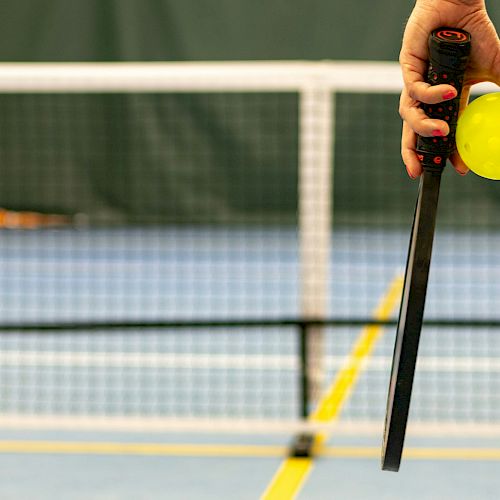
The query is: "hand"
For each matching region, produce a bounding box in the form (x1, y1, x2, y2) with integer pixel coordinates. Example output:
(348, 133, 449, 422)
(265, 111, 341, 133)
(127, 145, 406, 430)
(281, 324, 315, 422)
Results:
(399, 0, 500, 178)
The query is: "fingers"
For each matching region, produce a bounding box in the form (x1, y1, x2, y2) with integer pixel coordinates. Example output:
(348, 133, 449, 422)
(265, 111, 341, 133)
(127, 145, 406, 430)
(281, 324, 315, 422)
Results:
(401, 126, 469, 179)
(401, 122, 422, 179)
(449, 86, 471, 176)
(398, 4, 470, 179)
(400, 49, 457, 105)
(458, 85, 471, 117)
(406, 79, 457, 105)
(449, 150, 469, 176)
(399, 88, 450, 137)
(399, 83, 469, 179)
(400, 86, 470, 178)
(399, 46, 457, 179)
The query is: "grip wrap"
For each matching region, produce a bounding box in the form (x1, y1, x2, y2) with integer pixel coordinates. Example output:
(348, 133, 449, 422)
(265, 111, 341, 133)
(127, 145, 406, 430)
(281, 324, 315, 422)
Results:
(415, 28, 471, 171)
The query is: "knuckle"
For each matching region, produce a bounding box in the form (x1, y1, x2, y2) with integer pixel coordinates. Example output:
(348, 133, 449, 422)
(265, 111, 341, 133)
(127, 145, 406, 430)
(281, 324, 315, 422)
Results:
(407, 82, 419, 102)
(398, 92, 409, 120)
(398, 103, 405, 120)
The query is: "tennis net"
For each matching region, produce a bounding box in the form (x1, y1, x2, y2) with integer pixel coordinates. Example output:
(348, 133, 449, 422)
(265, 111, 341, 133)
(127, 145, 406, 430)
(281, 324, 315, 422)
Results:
(0, 61, 499, 436)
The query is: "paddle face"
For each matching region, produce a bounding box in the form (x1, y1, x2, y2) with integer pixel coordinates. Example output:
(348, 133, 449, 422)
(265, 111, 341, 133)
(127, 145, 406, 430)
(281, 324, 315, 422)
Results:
(382, 170, 441, 471)
(381, 28, 471, 472)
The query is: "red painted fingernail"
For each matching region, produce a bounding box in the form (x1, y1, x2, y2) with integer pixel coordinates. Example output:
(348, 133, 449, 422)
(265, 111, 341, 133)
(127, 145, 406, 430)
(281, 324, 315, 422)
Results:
(405, 165, 416, 179)
(432, 129, 444, 137)
(443, 90, 456, 100)
(457, 169, 468, 176)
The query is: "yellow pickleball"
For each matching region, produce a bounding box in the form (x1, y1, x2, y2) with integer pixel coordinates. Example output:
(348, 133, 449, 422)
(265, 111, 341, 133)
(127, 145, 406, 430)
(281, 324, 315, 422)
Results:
(456, 92, 500, 180)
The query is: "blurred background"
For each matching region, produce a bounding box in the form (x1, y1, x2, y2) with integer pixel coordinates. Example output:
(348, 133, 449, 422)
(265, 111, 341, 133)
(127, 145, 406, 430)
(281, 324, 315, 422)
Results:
(0, 1, 498, 225)
(0, 1, 447, 61)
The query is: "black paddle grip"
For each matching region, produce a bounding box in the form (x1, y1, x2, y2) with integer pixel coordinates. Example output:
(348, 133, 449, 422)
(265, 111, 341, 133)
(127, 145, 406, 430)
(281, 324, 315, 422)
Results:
(415, 28, 471, 171)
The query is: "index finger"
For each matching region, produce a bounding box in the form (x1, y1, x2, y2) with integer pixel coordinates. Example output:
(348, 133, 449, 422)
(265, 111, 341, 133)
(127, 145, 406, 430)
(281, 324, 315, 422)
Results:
(400, 27, 458, 104)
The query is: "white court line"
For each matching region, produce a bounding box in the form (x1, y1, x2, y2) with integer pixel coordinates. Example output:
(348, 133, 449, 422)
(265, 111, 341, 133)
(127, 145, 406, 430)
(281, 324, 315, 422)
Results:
(358, 356, 500, 373)
(0, 351, 499, 372)
(0, 352, 299, 369)
(0, 416, 498, 437)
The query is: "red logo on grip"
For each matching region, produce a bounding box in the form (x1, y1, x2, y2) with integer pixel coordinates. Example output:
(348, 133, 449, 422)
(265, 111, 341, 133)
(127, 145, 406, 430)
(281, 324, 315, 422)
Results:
(436, 30, 468, 42)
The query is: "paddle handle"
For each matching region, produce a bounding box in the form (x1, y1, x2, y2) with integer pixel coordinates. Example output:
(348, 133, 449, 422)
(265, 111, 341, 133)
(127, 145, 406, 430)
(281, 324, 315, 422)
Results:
(416, 28, 471, 171)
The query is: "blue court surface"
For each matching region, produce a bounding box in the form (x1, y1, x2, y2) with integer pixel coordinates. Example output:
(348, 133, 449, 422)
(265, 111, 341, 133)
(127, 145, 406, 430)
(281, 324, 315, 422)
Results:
(0, 226, 500, 498)
(0, 431, 500, 499)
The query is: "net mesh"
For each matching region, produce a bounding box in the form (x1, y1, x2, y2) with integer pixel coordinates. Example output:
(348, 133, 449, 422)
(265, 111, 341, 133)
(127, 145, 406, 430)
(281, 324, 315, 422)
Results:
(0, 62, 499, 433)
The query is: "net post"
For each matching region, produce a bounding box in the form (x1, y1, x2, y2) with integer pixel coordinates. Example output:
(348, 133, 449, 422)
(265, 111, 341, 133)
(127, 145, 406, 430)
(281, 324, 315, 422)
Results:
(298, 82, 334, 404)
(298, 320, 310, 419)
(289, 320, 315, 458)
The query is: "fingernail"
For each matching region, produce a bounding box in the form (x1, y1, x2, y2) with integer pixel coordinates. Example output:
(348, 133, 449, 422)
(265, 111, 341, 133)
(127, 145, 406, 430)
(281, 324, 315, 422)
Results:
(405, 165, 416, 179)
(443, 90, 456, 100)
(432, 129, 444, 137)
(457, 169, 468, 176)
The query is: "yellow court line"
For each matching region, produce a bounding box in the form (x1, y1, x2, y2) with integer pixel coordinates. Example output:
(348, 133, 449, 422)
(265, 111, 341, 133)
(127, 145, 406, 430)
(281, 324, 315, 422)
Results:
(262, 458, 313, 500)
(262, 274, 404, 500)
(323, 446, 500, 461)
(404, 448, 500, 461)
(0, 441, 286, 457)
